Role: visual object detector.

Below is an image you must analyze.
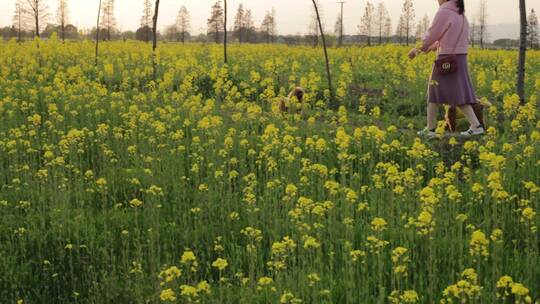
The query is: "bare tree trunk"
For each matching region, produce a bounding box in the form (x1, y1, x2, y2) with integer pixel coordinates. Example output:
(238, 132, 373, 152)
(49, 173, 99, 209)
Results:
(480, 25, 484, 48)
(95, 0, 102, 67)
(517, 0, 527, 104)
(224, 0, 228, 64)
(338, 1, 344, 47)
(478, 0, 487, 49)
(479, 17, 485, 48)
(152, 0, 160, 80)
(311, 0, 334, 108)
(35, 15, 40, 38)
(61, 22, 65, 42)
(152, 0, 160, 52)
(18, 14, 22, 42)
(406, 28, 409, 46)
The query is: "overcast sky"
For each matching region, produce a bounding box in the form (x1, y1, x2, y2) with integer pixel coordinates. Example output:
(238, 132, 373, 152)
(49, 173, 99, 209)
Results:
(1, 0, 538, 35)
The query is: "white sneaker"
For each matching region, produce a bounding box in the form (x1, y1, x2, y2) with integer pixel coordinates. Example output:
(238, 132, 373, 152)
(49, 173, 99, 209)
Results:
(417, 127, 437, 139)
(460, 126, 485, 137)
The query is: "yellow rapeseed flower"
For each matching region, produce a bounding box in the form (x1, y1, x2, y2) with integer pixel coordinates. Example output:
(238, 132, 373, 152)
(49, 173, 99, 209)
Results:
(211, 258, 228, 271)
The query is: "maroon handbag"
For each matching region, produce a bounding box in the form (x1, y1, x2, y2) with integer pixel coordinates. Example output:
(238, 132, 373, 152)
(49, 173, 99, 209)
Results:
(435, 54, 457, 75)
(434, 15, 465, 76)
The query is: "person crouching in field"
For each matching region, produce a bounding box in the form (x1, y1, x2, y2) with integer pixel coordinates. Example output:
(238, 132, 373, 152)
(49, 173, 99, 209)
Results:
(280, 87, 305, 115)
(408, 0, 485, 139)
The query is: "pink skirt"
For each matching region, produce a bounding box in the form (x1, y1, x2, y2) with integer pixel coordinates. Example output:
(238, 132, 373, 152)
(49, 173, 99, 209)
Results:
(427, 54, 477, 106)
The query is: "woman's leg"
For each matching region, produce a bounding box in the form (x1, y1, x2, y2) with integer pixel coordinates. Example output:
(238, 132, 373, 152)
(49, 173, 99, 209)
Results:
(427, 102, 438, 130)
(458, 104, 481, 128)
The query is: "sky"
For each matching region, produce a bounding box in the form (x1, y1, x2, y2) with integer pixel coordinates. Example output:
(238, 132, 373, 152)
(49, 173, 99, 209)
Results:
(1, 0, 539, 35)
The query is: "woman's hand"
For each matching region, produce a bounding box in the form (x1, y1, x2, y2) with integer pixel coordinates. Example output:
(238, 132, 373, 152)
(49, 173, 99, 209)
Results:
(408, 48, 419, 60)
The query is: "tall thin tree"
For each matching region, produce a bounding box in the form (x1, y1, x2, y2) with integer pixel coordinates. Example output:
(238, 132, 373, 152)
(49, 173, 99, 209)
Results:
(399, 0, 415, 46)
(338, 1, 345, 47)
(375, 2, 389, 45)
(312, 0, 334, 108)
(24, 0, 49, 38)
(100, 0, 116, 41)
(207, 1, 224, 44)
(517, 0, 527, 104)
(141, 0, 153, 42)
(261, 8, 276, 44)
(56, 0, 68, 42)
(415, 14, 430, 40)
(177, 6, 191, 44)
(13, 0, 27, 42)
(383, 16, 392, 43)
(528, 9, 539, 49)
(224, 0, 228, 63)
(164, 25, 177, 41)
(95, 0, 102, 66)
(233, 4, 245, 43)
(271, 8, 276, 42)
(244, 9, 254, 43)
(477, 0, 488, 49)
(152, 0, 160, 52)
(334, 12, 343, 44)
(152, 0, 160, 80)
(470, 17, 478, 47)
(360, 1, 375, 46)
(396, 15, 405, 45)
(309, 1, 322, 47)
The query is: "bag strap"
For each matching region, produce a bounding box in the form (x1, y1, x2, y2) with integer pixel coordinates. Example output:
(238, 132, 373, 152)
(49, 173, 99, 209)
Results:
(450, 15, 465, 55)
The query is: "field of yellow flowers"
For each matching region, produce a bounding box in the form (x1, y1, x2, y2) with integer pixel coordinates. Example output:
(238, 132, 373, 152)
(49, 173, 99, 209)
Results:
(0, 36, 539, 303)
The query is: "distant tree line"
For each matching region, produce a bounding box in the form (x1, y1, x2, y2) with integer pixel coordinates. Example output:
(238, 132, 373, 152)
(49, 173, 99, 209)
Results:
(1, 0, 79, 41)
(2, 0, 538, 49)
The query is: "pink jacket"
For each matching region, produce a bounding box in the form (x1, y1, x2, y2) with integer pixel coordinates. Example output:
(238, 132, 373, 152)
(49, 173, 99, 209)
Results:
(421, 0, 469, 55)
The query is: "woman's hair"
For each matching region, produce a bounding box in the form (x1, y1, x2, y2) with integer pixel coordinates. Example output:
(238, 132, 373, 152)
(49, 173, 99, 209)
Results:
(456, 0, 465, 15)
(289, 87, 305, 102)
(280, 87, 305, 113)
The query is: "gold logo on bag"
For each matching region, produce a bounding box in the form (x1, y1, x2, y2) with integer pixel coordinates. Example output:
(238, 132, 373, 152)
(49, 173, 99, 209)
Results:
(442, 63, 451, 70)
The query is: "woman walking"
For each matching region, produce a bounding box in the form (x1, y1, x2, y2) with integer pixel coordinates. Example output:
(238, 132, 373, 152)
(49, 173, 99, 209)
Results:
(409, 0, 484, 138)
